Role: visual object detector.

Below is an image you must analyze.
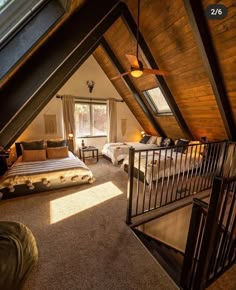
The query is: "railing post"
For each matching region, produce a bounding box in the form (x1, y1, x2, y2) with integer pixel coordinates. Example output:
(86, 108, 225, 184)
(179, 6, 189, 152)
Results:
(193, 177, 225, 290)
(180, 198, 208, 290)
(216, 141, 228, 176)
(126, 147, 135, 225)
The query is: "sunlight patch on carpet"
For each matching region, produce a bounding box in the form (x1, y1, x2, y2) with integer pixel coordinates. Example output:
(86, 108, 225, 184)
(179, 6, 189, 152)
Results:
(50, 181, 123, 224)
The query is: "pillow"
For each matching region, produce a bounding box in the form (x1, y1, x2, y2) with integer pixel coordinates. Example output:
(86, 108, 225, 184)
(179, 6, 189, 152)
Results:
(147, 136, 157, 144)
(22, 149, 46, 162)
(47, 139, 66, 148)
(161, 138, 173, 147)
(47, 146, 69, 159)
(21, 140, 44, 150)
(156, 137, 163, 146)
(187, 141, 204, 155)
(174, 139, 190, 153)
(139, 135, 151, 144)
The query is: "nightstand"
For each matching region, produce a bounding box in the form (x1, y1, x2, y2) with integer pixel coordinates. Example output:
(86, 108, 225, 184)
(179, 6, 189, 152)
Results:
(79, 146, 99, 163)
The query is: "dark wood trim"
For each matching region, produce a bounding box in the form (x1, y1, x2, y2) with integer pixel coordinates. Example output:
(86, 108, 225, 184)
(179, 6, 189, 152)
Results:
(120, 4, 193, 140)
(0, 0, 121, 147)
(100, 38, 166, 137)
(56, 95, 124, 102)
(183, 0, 236, 141)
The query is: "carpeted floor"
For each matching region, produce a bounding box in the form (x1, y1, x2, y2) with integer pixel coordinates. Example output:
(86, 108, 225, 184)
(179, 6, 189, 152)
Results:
(0, 157, 178, 290)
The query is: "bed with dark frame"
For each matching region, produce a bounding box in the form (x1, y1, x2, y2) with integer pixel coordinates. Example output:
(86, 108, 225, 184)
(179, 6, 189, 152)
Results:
(0, 141, 94, 200)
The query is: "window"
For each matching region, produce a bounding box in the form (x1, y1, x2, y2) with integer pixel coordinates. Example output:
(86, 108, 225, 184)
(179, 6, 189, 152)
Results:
(0, 0, 12, 10)
(0, 0, 48, 45)
(75, 103, 107, 137)
(143, 87, 172, 115)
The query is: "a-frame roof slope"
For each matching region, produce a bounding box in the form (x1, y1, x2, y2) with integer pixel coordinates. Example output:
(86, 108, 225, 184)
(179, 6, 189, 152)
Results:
(0, 0, 235, 147)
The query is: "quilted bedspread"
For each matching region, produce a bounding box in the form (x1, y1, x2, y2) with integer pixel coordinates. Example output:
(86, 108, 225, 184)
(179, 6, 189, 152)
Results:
(0, 152, 94, 191)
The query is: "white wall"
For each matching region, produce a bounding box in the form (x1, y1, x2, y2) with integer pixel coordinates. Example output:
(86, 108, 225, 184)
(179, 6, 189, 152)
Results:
(16, 55, 142, 154)
(17, 97, 63, 141)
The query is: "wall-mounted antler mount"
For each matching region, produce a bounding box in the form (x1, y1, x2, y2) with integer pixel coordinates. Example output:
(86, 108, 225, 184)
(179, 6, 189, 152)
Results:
(86, 80, 95, 93)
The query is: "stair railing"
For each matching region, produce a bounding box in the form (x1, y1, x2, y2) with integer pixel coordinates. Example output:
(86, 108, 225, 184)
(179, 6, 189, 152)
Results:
(126, 141, 227, 225)
(180, 175, 236, 290)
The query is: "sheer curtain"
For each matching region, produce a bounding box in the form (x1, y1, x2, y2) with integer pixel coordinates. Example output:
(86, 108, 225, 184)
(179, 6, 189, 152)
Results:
(107, 99, 117, 143)
(62, 95, 76, 151)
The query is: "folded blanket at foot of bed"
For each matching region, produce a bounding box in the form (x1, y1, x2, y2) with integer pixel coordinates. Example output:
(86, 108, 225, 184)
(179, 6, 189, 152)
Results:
(0, 221, 38, 290)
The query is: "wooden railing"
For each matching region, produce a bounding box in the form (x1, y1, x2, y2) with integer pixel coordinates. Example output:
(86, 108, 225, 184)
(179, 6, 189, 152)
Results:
(126, 141, 227, 225)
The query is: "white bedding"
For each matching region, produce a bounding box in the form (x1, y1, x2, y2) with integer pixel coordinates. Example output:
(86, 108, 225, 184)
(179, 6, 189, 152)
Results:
(102, 142, 158, 165)
(123, 148, 203, 183)
(0, 152, 94, 192)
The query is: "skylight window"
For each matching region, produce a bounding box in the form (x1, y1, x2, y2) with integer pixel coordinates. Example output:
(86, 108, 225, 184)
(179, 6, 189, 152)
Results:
(143, 87, 172, 115)
(0, 0, 47, 45)
(0, 0, 13, 11)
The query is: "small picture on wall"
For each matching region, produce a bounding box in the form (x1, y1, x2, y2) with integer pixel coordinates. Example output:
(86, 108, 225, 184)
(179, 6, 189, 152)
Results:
(44, 114, 57, 134)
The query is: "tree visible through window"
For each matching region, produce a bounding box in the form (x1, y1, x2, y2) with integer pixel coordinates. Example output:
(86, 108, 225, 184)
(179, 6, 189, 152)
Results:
(75, 103, 107, 137)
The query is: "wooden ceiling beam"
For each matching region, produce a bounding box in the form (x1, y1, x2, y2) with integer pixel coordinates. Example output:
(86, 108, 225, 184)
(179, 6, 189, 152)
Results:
(183, 0, 236, 141)
(120, 3, 193, 140)
(0, 0, 121, 147)
(101, 37, 166, 137)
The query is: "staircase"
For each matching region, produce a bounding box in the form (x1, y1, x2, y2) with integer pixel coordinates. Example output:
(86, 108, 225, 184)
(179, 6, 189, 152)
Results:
(133, 228, 184, 284)
(131, 174, 236, 289)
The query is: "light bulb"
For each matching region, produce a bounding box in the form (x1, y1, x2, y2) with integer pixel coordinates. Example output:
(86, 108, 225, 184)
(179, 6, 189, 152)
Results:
(130, 69, 143, 78)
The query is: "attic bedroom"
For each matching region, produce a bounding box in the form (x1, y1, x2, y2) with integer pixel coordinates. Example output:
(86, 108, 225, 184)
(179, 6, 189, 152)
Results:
(0, 0, 235, 289)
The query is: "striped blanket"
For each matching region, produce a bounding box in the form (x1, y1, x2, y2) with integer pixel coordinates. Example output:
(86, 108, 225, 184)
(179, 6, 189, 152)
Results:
(0, 153, 94, 190)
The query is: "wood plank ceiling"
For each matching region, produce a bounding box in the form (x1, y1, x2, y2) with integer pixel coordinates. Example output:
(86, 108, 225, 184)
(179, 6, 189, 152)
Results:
(0, 0, 235, 145)
(93, 0, 236, 141)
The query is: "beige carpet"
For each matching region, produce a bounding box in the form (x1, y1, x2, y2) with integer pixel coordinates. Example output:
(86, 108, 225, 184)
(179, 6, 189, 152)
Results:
(0, 157, 178, 290)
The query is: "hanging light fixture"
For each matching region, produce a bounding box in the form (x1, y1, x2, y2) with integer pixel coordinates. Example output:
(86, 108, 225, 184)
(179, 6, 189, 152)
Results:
(130, 60, 144, 77)
(130, 68, 143, 78)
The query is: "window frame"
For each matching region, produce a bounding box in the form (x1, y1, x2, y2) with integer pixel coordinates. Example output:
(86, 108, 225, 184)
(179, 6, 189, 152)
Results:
(75, 101, 107, 138)
(143, 87, 173, 116)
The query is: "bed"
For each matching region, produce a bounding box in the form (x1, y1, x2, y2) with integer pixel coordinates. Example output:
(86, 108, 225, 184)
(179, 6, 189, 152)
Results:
(0, 141, 94, 200)
(122, 143, 204, 183)
(102, 142, 159, 165)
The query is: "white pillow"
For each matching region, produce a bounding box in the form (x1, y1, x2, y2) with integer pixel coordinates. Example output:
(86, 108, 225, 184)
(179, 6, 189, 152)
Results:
(147, 136, 157, 144)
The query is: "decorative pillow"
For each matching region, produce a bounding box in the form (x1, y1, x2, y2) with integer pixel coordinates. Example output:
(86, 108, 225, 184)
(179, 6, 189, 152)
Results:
(47, 139, 66, 148)
(156, 137, 163, 146)
(21, 140, 44, 150)
(161, 138, 173, 147)
(139, 135, 151, 144)
(47, 146, 69, 159)
(147, 136, 157, 144)
(174, 139, 190, 153)
(187, 141, 203, 155)
(22, 149, 46, 162)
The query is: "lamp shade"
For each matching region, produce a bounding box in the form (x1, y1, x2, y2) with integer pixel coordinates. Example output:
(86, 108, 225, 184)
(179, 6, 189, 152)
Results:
(141, 131, 145, 136)
(130, 69, 143, 78)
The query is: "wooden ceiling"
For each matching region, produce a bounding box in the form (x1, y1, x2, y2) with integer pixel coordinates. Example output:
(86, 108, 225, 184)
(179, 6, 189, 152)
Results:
(0, 0, 235, 146)
(93, 0, 236, 141)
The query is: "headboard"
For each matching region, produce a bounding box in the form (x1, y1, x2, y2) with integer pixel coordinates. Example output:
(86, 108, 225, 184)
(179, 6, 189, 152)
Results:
(15, 142, 23, 158)
(15, 140, 71, 158)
